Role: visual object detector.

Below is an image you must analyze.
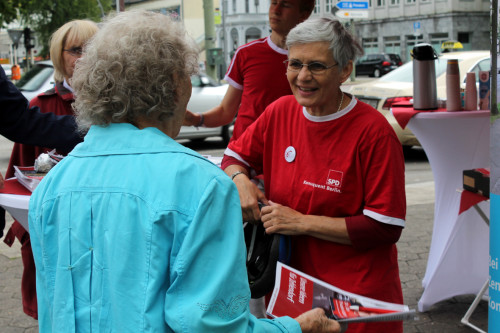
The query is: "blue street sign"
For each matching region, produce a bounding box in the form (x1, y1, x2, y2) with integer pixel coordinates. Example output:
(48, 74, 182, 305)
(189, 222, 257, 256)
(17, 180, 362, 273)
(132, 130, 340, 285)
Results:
(336, 1, 369, 9)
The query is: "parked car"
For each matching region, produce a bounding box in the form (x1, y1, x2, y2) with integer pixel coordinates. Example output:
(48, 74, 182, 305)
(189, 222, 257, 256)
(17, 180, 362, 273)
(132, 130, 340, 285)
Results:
(16, 61, 232, 144)
(1, 64, 13, 79)
(16, 60, 55, 100)
(355, 53, 403, 78)
(345, 50, 491, 148)
(176, 74, 233, 144)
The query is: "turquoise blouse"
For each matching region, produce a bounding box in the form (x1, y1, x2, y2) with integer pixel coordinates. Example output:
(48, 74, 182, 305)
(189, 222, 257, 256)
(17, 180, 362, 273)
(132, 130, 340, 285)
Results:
(29, 123, 300, 333)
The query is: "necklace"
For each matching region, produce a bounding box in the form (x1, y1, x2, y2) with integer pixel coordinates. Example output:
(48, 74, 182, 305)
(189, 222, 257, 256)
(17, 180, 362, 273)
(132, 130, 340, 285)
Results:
(337, 91, 344, 113)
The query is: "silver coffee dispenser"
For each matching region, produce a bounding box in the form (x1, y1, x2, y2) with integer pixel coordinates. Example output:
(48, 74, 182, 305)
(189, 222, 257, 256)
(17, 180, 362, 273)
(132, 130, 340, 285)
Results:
(412, 43, 438, 110)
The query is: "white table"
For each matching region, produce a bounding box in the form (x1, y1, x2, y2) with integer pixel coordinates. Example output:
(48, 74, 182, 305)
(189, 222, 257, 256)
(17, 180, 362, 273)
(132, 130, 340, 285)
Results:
(0, 156, 223, 234)
(0, 192, 30, 230)
(405, 110, 490, 312)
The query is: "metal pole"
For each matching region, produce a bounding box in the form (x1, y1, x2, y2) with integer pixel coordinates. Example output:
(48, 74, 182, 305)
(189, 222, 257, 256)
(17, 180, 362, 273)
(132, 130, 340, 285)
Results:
(222, 0, 228, 74)
(116, 0, 124, 13)
(349, 19, 356, 82)
(203, 0, 216, 79)
(491, 0, 498, 116)
(96, 0, 105, 17)
(9, 44, 13, 65)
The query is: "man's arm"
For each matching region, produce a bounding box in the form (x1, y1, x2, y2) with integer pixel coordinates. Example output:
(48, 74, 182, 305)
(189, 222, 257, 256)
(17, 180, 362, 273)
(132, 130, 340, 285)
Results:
(184, 85, 242, 127)
(0, 67, 83, 152)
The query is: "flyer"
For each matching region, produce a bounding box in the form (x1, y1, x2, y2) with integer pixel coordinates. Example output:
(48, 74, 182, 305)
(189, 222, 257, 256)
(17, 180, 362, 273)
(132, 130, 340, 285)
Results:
(267, 262, 417, 323)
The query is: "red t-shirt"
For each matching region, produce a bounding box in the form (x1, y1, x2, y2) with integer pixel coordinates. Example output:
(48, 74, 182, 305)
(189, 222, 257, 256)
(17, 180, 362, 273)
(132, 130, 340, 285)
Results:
(225, 37, 292, 142)
(225, 95, 406, 333)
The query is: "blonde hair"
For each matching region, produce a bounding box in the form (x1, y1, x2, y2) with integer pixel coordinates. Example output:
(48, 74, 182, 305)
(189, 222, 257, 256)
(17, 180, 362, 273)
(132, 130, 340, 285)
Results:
(72, 10, 199, 132)
(50, 19, 99, 82)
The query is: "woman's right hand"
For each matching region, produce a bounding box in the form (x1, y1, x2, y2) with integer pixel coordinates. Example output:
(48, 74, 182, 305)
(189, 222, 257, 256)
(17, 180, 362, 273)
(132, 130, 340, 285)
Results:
(295, 308, 344, 333)
(232, 173, 268, 222)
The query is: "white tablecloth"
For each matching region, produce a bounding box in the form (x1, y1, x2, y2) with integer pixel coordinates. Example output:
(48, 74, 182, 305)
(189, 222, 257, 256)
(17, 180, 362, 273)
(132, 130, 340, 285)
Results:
(0, 156, 224, 233)
(407, 110, 490, 312)
(0, 193, 30, 230)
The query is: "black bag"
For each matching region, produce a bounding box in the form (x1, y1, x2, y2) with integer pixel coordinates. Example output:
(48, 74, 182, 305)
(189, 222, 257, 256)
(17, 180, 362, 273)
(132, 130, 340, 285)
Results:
(244, 221, 291, 299)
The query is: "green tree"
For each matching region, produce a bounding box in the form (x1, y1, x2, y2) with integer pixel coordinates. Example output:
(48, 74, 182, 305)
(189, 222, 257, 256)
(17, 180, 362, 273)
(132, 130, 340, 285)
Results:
(1, 0, 112, 57)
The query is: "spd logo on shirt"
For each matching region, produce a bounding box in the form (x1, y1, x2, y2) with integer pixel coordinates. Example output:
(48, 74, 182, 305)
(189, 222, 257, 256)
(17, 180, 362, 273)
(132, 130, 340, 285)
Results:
(326, 169, 343, 188)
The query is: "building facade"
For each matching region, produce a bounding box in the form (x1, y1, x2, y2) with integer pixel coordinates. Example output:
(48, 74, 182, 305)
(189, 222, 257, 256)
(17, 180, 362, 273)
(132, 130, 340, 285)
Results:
(216, 0, 490, 65)
(0, 0, 490, 69)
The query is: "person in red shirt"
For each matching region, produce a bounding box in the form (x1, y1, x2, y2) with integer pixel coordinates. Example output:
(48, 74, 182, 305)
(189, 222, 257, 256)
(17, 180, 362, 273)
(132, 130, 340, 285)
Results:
(3, 19, 98, 319)
(222, 16, 406, 333)
(183, 0, 315, 143)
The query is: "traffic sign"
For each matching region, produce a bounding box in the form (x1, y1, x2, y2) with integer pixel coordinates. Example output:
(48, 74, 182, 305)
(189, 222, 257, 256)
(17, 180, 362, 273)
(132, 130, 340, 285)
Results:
(7, 29, 23, 46)
(336, 1, 369, 9)
(413, 21, 421, 37)
(334, 10, 369, 18)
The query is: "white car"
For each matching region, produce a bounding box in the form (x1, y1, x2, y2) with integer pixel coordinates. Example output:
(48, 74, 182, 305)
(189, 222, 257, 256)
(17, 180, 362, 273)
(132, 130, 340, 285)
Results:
(345, 51, 491, 148)
(176, 74, 233, 144)
(1, 64, 13, 79)
(17, 61, 232, 144)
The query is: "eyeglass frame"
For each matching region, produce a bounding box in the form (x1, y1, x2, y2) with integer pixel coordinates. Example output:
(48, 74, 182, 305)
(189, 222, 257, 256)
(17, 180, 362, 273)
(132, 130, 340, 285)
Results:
(283, 59, 339, 75)
(63, 47, 83, 56)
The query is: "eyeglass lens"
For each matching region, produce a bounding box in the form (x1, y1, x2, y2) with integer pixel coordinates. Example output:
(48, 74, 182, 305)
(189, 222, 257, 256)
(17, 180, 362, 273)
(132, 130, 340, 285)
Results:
(64, 47, 83, 56)
(286, 60, 329, 74)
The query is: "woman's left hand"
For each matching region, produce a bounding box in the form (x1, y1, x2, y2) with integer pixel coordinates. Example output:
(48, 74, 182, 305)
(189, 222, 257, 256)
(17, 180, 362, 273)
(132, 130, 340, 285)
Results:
(261, 201, 305, 235)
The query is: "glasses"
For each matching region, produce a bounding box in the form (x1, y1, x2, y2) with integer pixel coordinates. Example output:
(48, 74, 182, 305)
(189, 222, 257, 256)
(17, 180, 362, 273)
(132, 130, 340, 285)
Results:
(63, 47, 83, 56)
(284, 59, 338, 75)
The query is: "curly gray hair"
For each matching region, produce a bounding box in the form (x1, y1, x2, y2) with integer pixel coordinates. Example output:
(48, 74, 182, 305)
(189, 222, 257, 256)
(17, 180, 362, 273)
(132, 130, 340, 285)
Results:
(72, 10, 199, 132)
(286, 15, 363, 70)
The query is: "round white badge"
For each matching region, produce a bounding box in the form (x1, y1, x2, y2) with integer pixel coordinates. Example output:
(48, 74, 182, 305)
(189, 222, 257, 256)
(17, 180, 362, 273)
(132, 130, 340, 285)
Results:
(284, 146, 296, 163)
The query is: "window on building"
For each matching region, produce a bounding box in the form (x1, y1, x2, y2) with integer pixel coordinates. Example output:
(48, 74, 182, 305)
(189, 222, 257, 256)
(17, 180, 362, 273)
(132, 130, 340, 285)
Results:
(457, 32, 472, 51)
(384, 36, 401, 55)
(325, 0, 333, 13)
(313, 0, 320, 14)
(377, 0, 385, 6)
(406, 0, 415, 3)
(390, 0, 400, 5)
(245, 0, 249, 12)
(362, 37, 378, 55)
(245, 27, 261, 44)
(430, 32, 449, 55)
(232, 0, 236, 12)
(405, 35, 424, 61)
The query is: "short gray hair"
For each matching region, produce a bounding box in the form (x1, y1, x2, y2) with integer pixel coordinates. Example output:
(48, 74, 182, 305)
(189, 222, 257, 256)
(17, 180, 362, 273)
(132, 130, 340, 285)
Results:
(72, 10, 199, 132)
(286, 15, 363, 70)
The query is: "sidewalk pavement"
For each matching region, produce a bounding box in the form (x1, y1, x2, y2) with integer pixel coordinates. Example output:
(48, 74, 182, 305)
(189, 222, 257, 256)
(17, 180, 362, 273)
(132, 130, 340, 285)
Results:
(0, 187, 488, 332)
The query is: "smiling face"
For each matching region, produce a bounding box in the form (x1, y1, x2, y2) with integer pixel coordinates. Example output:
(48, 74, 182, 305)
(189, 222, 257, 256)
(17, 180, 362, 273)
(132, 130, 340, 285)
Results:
(287, 41, 352, 116)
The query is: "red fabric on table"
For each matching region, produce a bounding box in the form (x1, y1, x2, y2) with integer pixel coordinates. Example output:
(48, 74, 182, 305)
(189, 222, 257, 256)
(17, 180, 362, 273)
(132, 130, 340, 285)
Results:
(1, 178, 35, 318)
(459, 190, 489, 215)
(0, 178, 32, 196)
(391, 102, 446, 129)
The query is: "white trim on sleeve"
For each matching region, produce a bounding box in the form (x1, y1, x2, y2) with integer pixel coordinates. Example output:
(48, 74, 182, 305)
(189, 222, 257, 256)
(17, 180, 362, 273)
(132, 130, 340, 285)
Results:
(223, 148, 251, 167)
(223, 76, 243, 90)
(363, 209, 406, 227)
